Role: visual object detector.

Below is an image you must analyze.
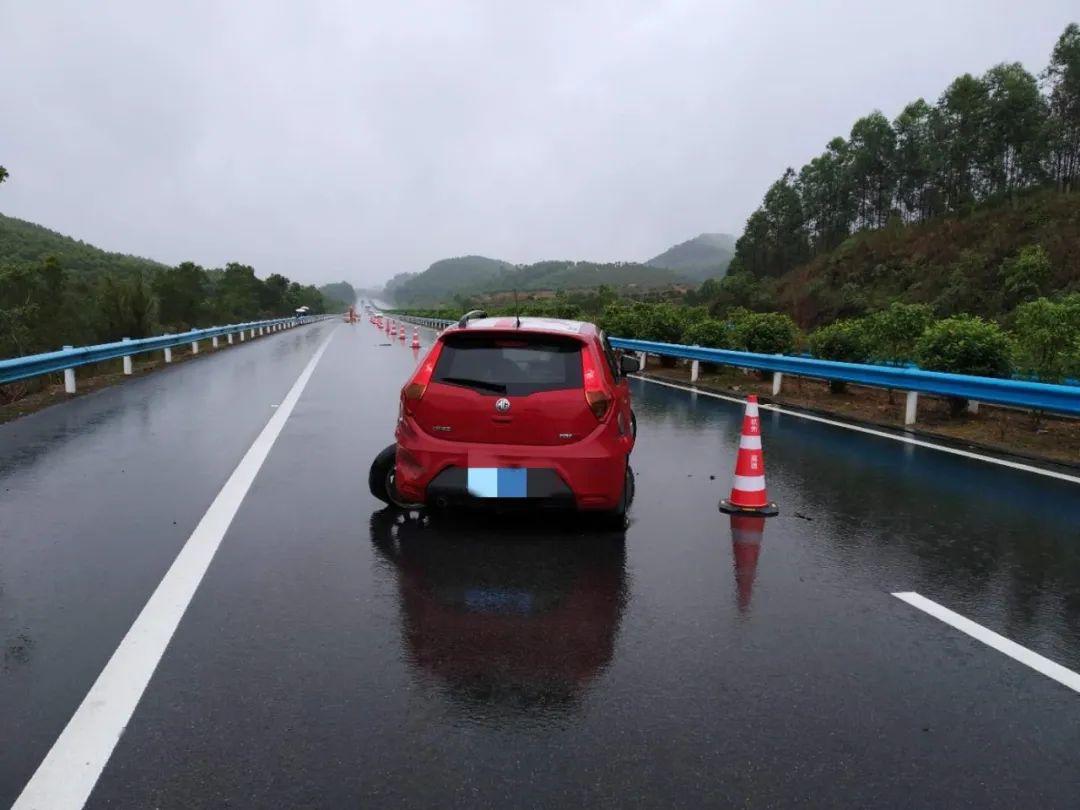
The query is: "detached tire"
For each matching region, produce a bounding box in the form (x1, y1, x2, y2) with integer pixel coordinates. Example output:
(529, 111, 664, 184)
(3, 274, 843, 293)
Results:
(369, 444, 422, 509)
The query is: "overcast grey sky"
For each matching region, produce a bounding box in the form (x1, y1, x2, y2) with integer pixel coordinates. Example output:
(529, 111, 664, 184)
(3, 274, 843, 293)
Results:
(1, 1, 1076, 287)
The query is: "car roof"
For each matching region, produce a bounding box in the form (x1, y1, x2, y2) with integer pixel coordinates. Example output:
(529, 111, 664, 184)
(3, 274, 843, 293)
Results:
(448, 316, 599, 338)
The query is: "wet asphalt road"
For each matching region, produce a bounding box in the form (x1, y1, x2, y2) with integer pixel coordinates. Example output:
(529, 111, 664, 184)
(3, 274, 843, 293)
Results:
(2, 320, 1080, 808)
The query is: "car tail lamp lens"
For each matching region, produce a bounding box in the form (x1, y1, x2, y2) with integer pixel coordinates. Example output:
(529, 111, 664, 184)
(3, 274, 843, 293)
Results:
(581, 350, 611, 420)
(404, 341, 444, 402)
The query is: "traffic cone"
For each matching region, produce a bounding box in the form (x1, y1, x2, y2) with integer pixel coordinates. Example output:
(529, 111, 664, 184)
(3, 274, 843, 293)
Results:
(410, 328, 420, 349)
(398, 326, 406, 342)
(390, 321, 396, 337)
(730, 514, 765, 611)
(719, 395, 778, 516)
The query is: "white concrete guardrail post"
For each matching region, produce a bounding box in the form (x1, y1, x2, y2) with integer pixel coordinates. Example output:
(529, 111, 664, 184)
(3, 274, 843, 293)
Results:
(772, 372, 783, 395)
(122, 337, 133, 375)
(212, 335, 219, 348)
(63, 346, 76, 393)
(249, 328, 255, 339)
(904, 391, 918, 426)
(164, 344, 173, 363)
(191, 337, 199, 354)
(228, 331, 235, 344)
(638, 351, 647, 369)
(690, 359, 700, 383)
(239, 329, 245, 342)
(968, 400, 980, 414)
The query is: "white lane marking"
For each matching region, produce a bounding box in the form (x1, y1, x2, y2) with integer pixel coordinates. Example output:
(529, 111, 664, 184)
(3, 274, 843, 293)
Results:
(13, 327, 338, 810)
(892, 591, 1080, 695)
(631, 375, 1080, 485)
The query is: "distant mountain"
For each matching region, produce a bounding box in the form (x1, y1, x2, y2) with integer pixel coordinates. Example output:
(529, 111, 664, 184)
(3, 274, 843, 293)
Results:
(388, 255, 688, 307)
(646, 233, 735, 280)
(0, 212, 167, 276)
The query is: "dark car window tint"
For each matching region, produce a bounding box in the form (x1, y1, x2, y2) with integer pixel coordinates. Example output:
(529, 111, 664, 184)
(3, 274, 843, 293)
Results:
(433, 333, 583, 396)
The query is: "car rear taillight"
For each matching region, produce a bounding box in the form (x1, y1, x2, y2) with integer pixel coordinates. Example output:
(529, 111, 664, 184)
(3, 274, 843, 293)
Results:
(581, 349, 611, 420)
(404, 341, 444, 402)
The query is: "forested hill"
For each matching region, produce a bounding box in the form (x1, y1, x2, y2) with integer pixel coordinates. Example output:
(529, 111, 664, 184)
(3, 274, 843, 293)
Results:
(0, 209, 343, 360)
(646, 233, 735, 280)
(701, 22, 1080, 328)
(0, 213, 167, 276)
(386, 254, 688, 307)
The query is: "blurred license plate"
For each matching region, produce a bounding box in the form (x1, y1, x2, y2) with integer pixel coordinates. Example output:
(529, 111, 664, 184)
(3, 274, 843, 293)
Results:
(466, 467, 527, 498)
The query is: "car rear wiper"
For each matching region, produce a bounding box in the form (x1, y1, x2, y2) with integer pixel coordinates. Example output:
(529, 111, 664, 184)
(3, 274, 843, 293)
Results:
(439, 377, 507, 393)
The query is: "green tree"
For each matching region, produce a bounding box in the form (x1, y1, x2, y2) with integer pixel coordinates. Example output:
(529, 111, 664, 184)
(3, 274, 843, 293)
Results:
(684, 318, 733, 349)
(893, 100, 941, 221)
(0, 166, 7, 184)
(936, 73, 990, 209)
(864, 303, 934, 363)
(999, 244, 1052, 305)
(808, 318, 872, 392)
(1011, 294, 1080, 382)
(915, 315, 1013, 378)
(848, 111, 897, 229)
(1043, 23, 1080, 192)
(981, 62, 1046, 199)
(733, 312, 800, 354)
(154, 262, 208, 328)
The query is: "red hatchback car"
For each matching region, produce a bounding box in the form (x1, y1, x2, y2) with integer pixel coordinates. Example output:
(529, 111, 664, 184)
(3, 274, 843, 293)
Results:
(370, 311, 640, 524)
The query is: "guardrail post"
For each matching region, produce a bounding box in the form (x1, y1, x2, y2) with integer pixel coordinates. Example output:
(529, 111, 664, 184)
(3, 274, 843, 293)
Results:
(772, 372, 783, 395)
(904, 391, 918, 426)
(191, 339, 199, 354)
(228, 332, 235, 344)
(249, 328, 255, 339)
(164, 345, 173, 363)
(212, 335, 219, 348)
(62, 346, 76, 393)
(690, 359, 699, 383)
(967, 400, 980, 414)
(638, 352, 646, 369)
(122, 337, 133, 375)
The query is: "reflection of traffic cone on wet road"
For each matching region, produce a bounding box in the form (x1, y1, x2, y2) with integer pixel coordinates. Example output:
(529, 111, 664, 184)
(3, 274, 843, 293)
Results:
(410, 328, 420, 349)
(730, 514, 765, 611)
(719, 395, 779, 516)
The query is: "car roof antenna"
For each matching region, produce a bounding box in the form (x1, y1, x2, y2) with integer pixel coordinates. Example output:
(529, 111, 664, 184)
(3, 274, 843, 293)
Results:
(513, 289, 521, 328)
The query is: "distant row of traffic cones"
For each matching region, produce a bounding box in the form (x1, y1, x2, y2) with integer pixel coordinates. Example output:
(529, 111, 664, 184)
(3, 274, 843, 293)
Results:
(371, 315, 423, 352)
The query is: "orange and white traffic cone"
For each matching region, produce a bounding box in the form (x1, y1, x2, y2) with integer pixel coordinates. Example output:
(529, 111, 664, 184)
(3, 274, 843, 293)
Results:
(398, 326, 406, 342)
(389, 321, 396, 337)
(410, 328, 420, 349)
(730, 514, 765, 611)
(719, 395, 778, 516)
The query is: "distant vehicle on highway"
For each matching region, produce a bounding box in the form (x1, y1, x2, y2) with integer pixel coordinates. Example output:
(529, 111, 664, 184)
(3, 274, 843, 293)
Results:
(370, 311, 640, 526)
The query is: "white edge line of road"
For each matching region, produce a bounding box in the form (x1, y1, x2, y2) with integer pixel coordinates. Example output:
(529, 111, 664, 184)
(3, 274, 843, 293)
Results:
(630, 374, 1080, 485)
(13, 326, 338, 810)
(892, 592, 1080, 695)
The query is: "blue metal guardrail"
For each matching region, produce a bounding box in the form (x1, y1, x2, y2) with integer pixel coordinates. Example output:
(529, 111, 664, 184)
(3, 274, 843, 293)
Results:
(609, 338, 1080, 416)
(380, 311, 1080, 417)
(0, 315, 330, 386)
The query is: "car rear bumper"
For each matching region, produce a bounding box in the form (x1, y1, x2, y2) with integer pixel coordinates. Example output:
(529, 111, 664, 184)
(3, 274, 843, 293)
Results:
(394, 418, 628, 511)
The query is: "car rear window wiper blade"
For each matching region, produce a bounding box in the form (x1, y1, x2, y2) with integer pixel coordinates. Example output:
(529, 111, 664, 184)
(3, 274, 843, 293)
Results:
(439, 377, 507, 393)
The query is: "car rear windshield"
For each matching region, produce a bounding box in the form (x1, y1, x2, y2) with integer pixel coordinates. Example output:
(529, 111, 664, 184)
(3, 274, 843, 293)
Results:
(432, 332, 583, 396)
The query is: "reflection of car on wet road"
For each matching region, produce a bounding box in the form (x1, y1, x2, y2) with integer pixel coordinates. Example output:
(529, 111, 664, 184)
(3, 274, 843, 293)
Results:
(370, 510, 626, 710)
(370, 312, 640, 525)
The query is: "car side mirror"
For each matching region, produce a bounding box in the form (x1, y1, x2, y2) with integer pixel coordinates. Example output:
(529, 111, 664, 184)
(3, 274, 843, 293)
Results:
(619, 354, 641, 375)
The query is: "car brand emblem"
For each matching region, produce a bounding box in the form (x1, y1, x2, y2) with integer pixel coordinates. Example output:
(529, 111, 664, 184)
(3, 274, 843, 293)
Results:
(495, 397, 511, 413)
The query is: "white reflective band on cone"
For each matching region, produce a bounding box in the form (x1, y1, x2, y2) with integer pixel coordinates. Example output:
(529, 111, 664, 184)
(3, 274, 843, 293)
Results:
(745, 402, 759, 417)
(732, 474, 766, 492)
(739, 435, 762, 450)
